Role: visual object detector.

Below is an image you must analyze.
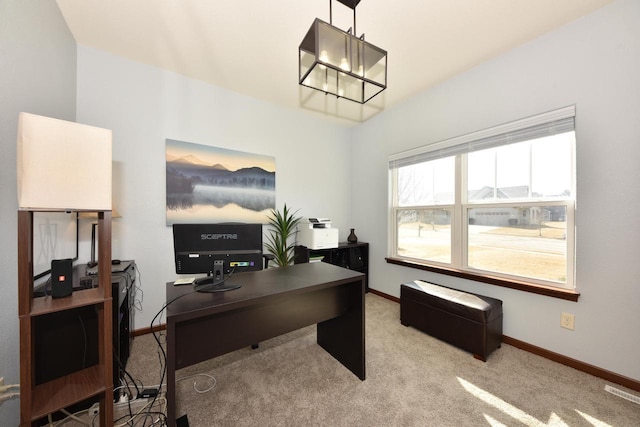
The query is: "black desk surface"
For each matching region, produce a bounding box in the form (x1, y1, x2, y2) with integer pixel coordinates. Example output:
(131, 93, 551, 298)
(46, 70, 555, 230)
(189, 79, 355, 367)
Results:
(166, 262, 365, 322)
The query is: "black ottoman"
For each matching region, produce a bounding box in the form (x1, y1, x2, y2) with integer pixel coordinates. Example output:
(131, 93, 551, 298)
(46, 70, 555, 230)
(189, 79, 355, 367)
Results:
(400, 281, 503, 361)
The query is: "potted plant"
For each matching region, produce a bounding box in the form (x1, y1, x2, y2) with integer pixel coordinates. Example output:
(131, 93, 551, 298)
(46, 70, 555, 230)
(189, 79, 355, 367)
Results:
(264, 204, 302, 267)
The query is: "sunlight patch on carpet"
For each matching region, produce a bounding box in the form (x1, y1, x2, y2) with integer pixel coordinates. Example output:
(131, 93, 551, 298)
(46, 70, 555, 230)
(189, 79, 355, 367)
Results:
(575, 410, 613, 427)
(458, 377, 569, 427)
(483, 413, 509, 426)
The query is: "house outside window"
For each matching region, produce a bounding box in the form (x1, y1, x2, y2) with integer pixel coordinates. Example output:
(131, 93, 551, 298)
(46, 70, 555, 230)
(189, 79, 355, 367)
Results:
(389, 106, 576, 291)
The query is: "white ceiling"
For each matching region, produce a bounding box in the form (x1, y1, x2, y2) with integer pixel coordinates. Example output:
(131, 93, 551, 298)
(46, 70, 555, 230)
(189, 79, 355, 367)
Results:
(56, 0, 612, 125)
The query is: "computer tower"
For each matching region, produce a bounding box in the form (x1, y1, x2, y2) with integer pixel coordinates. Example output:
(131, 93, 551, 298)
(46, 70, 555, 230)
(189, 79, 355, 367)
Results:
(34, 305, 99, 384)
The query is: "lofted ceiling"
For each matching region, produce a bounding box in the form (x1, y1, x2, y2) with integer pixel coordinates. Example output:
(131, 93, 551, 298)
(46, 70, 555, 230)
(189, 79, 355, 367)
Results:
(56, 0, 612, 125)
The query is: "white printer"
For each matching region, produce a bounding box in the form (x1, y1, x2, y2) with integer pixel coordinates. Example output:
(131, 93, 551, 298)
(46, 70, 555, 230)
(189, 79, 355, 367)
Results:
(297, 218, 339, 249)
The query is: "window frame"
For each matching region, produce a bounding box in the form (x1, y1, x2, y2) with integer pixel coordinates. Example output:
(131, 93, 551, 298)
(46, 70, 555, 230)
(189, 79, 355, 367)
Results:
(388, 107, 579, 301)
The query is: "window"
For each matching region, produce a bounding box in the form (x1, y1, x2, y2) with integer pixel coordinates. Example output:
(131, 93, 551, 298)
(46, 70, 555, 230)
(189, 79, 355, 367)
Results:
(389, 106, 576, 292)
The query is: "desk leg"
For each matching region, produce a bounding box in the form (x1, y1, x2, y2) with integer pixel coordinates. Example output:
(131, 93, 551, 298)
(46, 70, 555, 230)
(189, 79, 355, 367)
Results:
(166, 320, 177, 427)
(317, 279, 365, 380)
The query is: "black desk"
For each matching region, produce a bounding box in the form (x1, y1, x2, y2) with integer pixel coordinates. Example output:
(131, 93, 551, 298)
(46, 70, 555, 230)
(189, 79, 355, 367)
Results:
(165, 262, 366, 426)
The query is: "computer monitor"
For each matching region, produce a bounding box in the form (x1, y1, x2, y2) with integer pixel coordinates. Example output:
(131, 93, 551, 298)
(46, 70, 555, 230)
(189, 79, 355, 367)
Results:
(172, 223, 263, 292)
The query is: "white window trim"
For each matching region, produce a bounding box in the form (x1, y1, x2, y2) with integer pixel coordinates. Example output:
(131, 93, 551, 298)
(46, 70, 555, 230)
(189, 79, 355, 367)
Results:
(388, 106, 576, 293)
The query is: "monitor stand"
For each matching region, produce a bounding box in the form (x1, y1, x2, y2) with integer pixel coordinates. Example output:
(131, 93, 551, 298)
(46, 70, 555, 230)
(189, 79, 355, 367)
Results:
(193, 275, 241, 293)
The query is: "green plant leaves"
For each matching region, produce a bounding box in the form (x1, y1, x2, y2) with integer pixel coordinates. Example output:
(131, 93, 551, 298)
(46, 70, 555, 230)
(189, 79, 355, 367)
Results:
(264, 203, 302, 267)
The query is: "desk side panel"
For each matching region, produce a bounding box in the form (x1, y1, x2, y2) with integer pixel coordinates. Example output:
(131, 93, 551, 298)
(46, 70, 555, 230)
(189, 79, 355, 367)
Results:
(317, 277, 365, 380)
(173, 285, 348, 369)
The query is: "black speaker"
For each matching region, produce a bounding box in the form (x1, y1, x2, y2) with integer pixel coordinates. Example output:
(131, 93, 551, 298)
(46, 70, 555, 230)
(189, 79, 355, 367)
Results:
(51, 258, 73, 298)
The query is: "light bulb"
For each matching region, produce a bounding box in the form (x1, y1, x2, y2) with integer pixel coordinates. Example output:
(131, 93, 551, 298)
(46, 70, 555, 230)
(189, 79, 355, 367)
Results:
(318, 50, 329, 70)
(339, 58, 349, 71)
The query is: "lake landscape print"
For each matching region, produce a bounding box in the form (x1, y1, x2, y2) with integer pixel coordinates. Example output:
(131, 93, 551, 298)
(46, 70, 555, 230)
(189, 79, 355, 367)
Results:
(166, 139, 275, 224)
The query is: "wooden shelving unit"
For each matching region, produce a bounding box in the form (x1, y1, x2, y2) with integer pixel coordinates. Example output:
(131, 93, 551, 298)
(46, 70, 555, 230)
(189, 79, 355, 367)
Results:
(18, 210, 114, 426)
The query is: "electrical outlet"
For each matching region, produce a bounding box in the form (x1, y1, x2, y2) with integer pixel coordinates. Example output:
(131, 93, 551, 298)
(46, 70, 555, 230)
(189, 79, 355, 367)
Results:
(561, 312, 575, 330)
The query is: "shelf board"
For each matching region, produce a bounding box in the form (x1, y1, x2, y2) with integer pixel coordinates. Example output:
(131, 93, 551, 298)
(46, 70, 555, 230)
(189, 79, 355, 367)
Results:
(30, 364, 108, 422)
(30, 287, 107, 317)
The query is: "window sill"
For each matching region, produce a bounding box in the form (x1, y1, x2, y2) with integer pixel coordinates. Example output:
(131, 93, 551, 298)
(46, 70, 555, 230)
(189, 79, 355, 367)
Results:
(385, 257, 580, 302)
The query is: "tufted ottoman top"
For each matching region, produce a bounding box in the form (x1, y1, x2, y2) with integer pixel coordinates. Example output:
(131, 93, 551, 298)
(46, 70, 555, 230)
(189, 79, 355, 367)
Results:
(402, 281, 503, 324)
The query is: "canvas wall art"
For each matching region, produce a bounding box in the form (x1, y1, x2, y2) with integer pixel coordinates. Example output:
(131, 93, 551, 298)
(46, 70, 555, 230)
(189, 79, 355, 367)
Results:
(166, 139, 275, 224)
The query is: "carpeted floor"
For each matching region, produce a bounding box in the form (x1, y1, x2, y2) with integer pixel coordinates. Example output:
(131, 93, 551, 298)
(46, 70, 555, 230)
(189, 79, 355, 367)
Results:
(120, 293, 640, 426)
(61, 292, 639, 426)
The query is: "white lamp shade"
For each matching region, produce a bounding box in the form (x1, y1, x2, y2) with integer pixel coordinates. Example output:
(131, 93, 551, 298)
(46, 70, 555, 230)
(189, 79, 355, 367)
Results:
(17, 112, 112, 211)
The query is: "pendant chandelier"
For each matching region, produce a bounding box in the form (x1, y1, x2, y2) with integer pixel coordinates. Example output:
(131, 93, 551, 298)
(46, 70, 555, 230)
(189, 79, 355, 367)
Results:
(298, 0, 387, 104)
